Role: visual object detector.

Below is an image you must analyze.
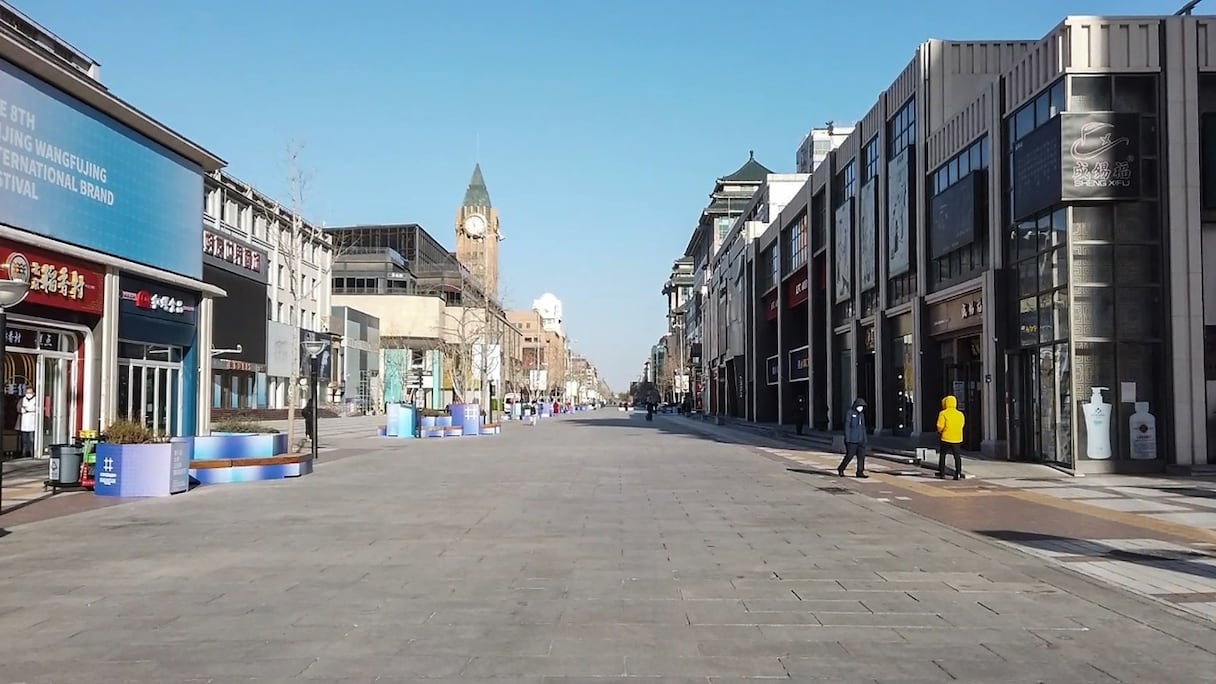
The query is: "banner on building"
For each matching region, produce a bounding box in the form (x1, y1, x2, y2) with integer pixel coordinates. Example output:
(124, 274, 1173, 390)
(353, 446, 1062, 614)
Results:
(858, 180, 877, 290)
(887, 148, 912, 276)
(766, 355, 779, 386)
(834, 199, 853, 303)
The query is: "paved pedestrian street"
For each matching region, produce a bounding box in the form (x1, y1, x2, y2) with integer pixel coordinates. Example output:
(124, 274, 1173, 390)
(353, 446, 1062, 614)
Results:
(3, 412, 1216, 682)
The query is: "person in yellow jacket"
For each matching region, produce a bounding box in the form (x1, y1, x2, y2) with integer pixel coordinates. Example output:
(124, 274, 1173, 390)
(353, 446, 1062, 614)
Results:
(935, 395, 965, 480)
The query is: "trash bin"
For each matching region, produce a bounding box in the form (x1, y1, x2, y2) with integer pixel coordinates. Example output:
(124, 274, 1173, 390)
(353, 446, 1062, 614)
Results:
(48, 443, 83, 487)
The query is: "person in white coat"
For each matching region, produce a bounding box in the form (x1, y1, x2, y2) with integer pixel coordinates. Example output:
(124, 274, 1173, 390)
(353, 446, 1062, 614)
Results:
(18, 386, 37, 458)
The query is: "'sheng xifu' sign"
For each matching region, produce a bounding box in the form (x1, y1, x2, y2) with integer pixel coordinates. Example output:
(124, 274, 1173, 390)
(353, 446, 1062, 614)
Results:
(1061, 112, 1140, 201)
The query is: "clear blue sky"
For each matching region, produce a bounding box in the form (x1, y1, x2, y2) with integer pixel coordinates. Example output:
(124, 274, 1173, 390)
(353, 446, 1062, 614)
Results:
(23, 0, 1187, 391)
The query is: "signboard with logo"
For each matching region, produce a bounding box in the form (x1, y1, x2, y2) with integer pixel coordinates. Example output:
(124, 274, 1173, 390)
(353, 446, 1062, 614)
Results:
(766, 355, 779, 386)
(928, 291, 984, 337)
(788, 346, 809, 382)
(1060, 112, 1141, 202)
(0, 58, 205, 278)
(930, 171, 983, 259)
(0, 242, 103, 314)
(203, 229, 269, 284)
(786, 270, 809, 308)
(118, 275, 199, 347)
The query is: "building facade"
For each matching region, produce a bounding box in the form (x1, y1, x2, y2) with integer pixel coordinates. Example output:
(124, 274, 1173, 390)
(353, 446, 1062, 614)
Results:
(330, 223, 523, 409)
(330, 305, 381, 414)
(675, 15, 1216, 475)
(508, 305, 569, 400)
(0, 4, 225, 451)
(203, 171, 333, 411)
(682, 153, 773, 417)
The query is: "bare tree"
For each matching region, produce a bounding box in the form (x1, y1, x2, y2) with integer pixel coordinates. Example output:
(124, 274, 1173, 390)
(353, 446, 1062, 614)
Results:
(274, 141, 351, 452)
(437, 266, 517, 414)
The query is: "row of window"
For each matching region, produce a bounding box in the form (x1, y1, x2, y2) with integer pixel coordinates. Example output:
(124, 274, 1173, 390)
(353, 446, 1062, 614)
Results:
(205, 189, 328, 265)
(931, 135, 990, 197)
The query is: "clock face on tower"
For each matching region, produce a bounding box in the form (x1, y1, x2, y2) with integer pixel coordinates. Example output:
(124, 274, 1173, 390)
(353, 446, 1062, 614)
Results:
(463, 214, 487, 238)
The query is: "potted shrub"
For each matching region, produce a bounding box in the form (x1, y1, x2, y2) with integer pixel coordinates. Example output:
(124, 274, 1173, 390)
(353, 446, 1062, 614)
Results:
(95, 420, 190, 497)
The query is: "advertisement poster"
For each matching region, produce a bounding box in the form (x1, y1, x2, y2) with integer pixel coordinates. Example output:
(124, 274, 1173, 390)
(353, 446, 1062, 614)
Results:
(834, 199, 853, 303)
(858, 181, 877, 290)
(0, 58, 205, 278)
(887, 148, 911, 276)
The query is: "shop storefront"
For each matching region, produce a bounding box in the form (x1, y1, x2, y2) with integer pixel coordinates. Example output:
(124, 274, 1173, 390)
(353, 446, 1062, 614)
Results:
(116, 276, 200, 437)
(886, 315, 913, 435)
(0, 242, 104, 457)
(203, 228, 269, 409)
(1007, 74, 1165, 472)
(927, 291, 984, 451)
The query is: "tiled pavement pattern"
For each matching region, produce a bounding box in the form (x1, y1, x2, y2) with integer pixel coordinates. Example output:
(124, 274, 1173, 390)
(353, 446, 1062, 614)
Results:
(668, 415, 1216, 630)
(2, 412, 1216, 681)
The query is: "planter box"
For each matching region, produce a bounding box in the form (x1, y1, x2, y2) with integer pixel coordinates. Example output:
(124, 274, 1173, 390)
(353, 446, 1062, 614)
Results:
(95, 439, 191, 497)
(189, 433, 310, 484)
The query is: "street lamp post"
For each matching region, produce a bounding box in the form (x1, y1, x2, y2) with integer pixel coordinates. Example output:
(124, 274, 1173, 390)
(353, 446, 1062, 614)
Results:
(0, 277, 31, 515)
(302, 340, 327, 464)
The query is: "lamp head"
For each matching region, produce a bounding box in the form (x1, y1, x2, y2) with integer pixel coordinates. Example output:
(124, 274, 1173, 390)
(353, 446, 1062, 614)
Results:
(302, 340, 326, 358)
(0, 278, 31, 309)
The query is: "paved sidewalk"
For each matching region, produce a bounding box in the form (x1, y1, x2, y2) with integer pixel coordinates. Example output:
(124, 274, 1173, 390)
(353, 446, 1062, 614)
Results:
(663, 414, 1216, 627)
(0, 410, 1214, 680)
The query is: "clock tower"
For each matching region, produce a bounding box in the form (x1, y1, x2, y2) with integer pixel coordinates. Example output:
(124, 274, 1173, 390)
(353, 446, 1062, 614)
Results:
(455, 163, 500, 301)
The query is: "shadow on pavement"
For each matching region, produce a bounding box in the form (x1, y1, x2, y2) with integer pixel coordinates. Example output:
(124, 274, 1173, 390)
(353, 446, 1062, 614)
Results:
(979, 530, 1216, 582)
(0, 528, 8, 539)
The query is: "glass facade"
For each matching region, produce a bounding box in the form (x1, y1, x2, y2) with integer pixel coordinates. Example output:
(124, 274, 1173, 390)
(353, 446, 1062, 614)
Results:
(1006, 73, 1165, 467)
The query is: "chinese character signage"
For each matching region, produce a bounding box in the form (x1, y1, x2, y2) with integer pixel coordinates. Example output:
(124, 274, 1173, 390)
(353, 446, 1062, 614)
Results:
(202, 229, 269, 284)
(1060, 112, 1141, 202)
(788, 346, 809, 383)
(786, 270, 809, 308)
(0, 242, 103, 314)
(118, 275, 198, 326)
(0, 58, 205, 279)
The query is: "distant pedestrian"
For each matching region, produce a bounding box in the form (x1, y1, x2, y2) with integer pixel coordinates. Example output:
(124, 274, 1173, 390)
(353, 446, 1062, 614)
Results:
(303, 395, 316, 443)
(936, 395, 966, 480)
(794, 393, 807, 435)
(836, 398, 868, 479)
(18, 385, 37, 458)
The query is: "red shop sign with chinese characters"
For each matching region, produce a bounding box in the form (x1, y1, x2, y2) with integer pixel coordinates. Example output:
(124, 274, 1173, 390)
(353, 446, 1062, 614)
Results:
(786, 271, 809, 308)
(0, 242, 104, 314)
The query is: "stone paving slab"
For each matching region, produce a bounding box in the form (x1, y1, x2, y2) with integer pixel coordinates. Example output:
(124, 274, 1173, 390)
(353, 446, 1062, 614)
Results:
(1, 410, 1216, 681)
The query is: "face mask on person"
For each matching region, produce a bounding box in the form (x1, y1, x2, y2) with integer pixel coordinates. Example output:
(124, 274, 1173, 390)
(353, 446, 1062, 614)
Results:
(24, 391, 33, 398)
(856, 406, 864, 412)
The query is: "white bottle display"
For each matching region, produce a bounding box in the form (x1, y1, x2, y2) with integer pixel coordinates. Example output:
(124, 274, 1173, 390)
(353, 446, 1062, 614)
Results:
(1082, 386, 1112, 460)
(1129, 401, 1158, 460)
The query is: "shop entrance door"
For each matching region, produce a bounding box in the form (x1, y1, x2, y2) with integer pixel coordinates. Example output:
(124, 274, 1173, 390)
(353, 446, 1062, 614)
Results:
(118, 360, 183, 437)
(858, 352, 876, 430)
(941, 363, 978, 450)
(38, 353, 76, 456)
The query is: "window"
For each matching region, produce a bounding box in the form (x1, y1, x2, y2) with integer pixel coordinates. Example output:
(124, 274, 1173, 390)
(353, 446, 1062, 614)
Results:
(835, 159, 857, 206)
(277, 264, 284, 288)
(931, 136, 989, 197)
(862, 136, 879, 182)
(1010, 79, 1065, 143)
(888, 97, 916, 159)
(788, 213, 808, 271)
(276, 302, 284, 322)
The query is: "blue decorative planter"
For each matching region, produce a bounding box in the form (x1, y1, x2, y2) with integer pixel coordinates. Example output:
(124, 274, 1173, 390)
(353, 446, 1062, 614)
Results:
(95, 438, 191, 497)
(189, 433, 309, 484)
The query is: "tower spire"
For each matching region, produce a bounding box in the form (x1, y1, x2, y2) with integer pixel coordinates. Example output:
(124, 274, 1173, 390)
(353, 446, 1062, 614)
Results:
(463, 163, 491, 208)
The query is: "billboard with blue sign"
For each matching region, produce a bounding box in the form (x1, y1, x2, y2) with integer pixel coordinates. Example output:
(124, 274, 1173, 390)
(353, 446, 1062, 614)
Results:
(0, 57, 204, 278)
